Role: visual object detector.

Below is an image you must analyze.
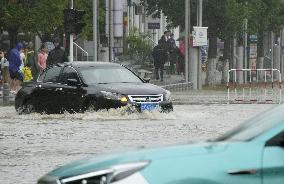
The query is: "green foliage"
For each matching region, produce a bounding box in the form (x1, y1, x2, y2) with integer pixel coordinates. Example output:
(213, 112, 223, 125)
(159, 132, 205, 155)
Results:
(220, 0, 247, 39)
(72, 0, 105, 40)
(141, 0, 197, 29)
(248, 0, 284, 34)
(126, 28, 152, 64)
(0, 0, 105, 42)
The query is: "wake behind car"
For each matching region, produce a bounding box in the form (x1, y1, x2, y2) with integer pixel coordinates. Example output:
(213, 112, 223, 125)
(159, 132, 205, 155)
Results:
(38, 104, 284, 184)
(15, 62, 173, 114)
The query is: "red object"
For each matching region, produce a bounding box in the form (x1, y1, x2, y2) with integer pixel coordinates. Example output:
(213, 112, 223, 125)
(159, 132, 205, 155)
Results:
(178, 36, 195, 56)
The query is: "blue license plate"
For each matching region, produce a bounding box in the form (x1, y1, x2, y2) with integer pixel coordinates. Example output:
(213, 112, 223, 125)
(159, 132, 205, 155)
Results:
(140, 103, 159, 111)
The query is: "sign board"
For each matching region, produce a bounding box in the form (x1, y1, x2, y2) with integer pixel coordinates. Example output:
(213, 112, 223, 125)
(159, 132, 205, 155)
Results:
(192, 26, 208, 47)
(148, 23, 160, 29)
(249, 43, 257, 68)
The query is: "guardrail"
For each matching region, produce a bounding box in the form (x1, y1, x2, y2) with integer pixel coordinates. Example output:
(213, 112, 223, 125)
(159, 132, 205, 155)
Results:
(227, 69, 282, 104)
(161, 82, 193, 92)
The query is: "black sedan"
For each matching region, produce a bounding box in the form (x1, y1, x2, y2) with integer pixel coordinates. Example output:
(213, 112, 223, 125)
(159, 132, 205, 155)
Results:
(15, 62, 173, 114)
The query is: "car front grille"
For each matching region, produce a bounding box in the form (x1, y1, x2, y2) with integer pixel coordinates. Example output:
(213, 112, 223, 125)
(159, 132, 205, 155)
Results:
(128, 94, 163, 103)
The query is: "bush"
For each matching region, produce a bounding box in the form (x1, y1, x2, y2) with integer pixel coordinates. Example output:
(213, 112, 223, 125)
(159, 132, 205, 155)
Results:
(126, 28, 153, 64)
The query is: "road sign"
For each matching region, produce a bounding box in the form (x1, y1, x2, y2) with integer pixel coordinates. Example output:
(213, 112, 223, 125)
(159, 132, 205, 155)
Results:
(148, 23, 160, 29)
(192, 26, 208, 47)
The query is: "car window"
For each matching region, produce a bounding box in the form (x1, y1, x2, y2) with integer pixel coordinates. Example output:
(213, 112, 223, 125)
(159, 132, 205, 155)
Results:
(215, 105, 284, 142)
(43, 66, 62, 83)
(80, 66, 142, 84)
(266, 131, 284, 147)
(60, 66, 80, 85)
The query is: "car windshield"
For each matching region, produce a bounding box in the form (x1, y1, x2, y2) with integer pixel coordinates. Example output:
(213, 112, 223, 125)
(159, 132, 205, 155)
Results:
(80, 66, 143, 84)
(215, 105, 284, 142)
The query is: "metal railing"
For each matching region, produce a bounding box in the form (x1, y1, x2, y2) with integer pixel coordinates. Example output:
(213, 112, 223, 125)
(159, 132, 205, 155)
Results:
(227, 69, 282, 104)
(161, 82, 193, 92)
(74, 42, 89, 61)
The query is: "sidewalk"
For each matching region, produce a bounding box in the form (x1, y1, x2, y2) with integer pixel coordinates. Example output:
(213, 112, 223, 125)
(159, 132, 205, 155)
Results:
(0, 72, 281, 106)
(0, 90, 15, 106)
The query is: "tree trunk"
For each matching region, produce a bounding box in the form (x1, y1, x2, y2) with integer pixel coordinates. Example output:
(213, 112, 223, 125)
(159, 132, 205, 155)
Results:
(221, 37, 231, 84)
(205, 32, 217, 85)
(257, 31, 264, 80)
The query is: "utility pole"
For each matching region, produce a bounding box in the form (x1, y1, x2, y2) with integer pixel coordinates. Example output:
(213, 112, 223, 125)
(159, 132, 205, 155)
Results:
(185, 0, 190, 83)
(271, 31, 274, 79)
(244, 17, 247, 83)
(93, 0, 98, 61)
(197, 0, 202, 89)
(108, 0, 114, 62)
(69, 0, 74, 62)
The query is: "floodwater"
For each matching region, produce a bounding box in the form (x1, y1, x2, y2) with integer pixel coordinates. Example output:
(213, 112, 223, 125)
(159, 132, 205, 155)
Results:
(0, 104, 275, 184)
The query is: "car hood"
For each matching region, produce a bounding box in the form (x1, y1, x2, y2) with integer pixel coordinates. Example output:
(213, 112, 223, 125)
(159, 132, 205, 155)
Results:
(46, 142, 228, 179)
(90, 83, 166, 95)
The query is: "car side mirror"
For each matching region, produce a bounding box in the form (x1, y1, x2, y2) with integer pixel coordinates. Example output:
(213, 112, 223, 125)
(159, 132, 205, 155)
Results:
(143, 78, 150, 83)
(67, 79, 80, 86)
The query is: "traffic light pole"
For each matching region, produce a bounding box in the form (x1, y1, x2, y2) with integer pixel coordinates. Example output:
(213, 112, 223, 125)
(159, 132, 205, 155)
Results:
(70, 0, 74, 62)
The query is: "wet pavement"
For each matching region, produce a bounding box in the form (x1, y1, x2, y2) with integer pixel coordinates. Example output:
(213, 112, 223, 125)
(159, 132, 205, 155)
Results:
(0, 104, 275, 184)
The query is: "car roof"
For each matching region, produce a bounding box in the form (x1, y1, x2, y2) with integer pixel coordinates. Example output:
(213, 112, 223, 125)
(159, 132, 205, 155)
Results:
(59, 61, 123, 69)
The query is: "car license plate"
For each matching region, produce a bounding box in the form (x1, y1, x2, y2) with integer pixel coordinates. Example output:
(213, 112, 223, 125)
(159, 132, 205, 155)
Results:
(140, 103, 159, 111)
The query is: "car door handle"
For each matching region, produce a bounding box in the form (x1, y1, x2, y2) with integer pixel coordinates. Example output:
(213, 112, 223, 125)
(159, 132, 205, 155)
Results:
(55, 88, 62, 91)
(227, 169, 257, 175)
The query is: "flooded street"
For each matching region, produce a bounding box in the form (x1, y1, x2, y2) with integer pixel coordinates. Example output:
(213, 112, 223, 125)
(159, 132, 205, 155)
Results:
(0, 104, 275, 184)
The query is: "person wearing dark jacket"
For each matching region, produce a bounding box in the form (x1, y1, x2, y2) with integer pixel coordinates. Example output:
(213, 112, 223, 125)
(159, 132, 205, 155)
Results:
(46, 38, 68, 66)
(8, 42, 24, 93)
(152, 42, 168, 81)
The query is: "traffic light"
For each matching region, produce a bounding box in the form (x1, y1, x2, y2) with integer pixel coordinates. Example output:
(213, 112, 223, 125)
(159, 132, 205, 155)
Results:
(64, 9, 86, 35)
(74, 10, 86, 35)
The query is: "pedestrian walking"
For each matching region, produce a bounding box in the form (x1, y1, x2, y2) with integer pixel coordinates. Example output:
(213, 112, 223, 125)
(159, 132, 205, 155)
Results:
(152, 42, 168, 81)
(8, 42, 24, 93)
(37, 43, 48, 73)
(46, 37, 68, 66)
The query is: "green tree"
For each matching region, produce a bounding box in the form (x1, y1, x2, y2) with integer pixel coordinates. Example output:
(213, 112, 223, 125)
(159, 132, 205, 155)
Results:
(247, 0, 284, 66)
(127, 28, 152, 64)
(0, 0, 105, 47)
(219, 0, 247, 84)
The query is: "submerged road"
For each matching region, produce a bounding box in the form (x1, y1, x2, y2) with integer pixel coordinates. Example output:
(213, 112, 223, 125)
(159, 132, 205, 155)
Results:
(0, 104, 274, 184)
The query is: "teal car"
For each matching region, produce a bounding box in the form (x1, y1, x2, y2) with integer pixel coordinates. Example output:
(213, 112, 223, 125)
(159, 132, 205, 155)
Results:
(38, 105, 284, 184)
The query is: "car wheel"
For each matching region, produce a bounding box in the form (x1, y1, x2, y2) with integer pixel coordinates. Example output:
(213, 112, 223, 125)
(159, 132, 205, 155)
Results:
(85, 99, 98, 112)
(161, 106, 173, 113)
(20, 100, 35, 114)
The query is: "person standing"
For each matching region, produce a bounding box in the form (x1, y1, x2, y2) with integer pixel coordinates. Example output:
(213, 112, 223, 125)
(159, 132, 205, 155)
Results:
(159, 30, 171, 46)
(177, 37, 185, 79)
(46, 37, 68, 66)
(168, 33, 178, 74)
(152, 41, 168, 81)
(25, 42, 38, 79)
(37, 43, 48, 73)
(0, 49, 10, 87)
(8, 42, 24, 93)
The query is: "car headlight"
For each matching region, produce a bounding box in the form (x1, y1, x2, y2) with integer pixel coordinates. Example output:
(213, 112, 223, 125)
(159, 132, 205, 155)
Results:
(60, 160, 151, 184)
(165, 90, 171, 101)
(101, 91, 128, 102)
